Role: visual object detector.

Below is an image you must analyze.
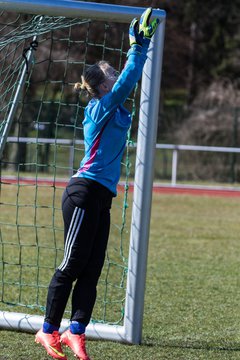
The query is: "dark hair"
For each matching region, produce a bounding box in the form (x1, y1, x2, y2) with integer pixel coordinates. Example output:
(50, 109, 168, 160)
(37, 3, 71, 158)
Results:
(74, 60, 110, 98)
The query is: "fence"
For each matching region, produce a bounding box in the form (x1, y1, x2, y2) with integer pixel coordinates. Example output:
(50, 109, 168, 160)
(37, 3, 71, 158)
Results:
(3, 137, 240, 187)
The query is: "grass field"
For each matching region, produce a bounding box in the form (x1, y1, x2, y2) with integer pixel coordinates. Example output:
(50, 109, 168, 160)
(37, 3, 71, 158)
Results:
(1, 191, 240, 359)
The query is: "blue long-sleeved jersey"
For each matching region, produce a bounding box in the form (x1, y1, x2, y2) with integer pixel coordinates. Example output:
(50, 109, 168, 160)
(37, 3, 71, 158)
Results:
(72, 42, 150, 195)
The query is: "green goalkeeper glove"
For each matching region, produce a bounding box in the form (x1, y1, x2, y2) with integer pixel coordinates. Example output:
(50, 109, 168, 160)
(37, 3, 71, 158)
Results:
(139, 7, 159, 39)
(128, 8, 159, 56)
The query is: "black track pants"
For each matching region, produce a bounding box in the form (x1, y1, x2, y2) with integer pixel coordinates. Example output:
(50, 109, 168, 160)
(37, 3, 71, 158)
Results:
(45, 178, 113, 327)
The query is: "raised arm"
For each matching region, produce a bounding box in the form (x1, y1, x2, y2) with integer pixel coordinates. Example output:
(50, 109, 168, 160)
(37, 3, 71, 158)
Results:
(108, 7, 160, 105)
(88, 8, 160, 124)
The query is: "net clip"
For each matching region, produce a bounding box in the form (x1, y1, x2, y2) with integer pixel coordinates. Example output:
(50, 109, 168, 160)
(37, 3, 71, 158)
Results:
(22, 40, 39, 74)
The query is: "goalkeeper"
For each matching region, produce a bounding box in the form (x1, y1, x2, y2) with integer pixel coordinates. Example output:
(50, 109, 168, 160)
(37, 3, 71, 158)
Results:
(35, 8, 159, 360)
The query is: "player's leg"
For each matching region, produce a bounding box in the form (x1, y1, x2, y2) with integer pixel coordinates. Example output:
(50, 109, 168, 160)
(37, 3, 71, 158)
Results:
(35, 186, 98, 359)
(60, 193, 112, 360)
(71, 204, 111, 324)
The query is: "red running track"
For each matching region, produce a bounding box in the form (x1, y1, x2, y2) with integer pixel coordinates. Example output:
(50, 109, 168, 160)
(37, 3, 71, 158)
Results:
(2, 176, 240, 197)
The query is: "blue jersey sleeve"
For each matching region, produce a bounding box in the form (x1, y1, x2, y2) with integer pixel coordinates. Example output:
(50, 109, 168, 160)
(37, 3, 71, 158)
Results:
(86, 41, 150, 127)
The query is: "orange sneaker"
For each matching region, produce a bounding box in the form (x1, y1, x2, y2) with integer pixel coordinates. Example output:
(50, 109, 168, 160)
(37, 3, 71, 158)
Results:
(35, 329, 67, 360)
(60, 329, 91, 360)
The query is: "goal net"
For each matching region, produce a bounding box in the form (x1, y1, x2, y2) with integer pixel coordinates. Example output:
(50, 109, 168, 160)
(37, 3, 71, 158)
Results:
(0, 0, 165, 344)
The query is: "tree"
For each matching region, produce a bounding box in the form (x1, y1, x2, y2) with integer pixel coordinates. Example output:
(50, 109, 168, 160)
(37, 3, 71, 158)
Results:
(183, 0, 240, 90)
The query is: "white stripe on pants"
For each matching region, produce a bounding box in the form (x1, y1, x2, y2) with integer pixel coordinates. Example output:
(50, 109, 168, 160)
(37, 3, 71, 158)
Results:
(58, 207, 85, 271)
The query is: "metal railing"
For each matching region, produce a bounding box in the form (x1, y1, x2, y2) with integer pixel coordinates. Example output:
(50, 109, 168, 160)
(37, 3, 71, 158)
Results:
(156, 143, 240, 186)
(5, 136, 240, 186)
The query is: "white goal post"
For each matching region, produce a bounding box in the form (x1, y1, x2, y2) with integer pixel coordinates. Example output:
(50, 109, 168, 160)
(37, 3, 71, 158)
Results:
(0, 0, 166, 344)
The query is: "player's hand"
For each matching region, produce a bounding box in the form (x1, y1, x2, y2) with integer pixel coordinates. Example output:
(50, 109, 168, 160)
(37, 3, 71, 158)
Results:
(139, 7, 159, 39)
(129, 18, 143, 47)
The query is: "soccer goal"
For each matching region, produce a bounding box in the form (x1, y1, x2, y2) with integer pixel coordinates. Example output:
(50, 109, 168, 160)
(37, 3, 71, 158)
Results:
(0, 0, 166, 344)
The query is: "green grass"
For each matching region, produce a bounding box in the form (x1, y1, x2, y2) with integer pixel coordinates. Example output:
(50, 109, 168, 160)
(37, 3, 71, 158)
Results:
(1, 192, 240, 359)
